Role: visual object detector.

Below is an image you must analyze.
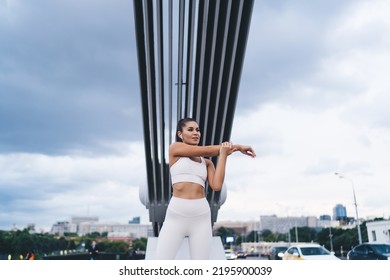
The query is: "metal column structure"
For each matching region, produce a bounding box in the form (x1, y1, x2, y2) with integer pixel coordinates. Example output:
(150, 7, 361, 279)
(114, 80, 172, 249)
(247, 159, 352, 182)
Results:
(133, 0, 254, 236)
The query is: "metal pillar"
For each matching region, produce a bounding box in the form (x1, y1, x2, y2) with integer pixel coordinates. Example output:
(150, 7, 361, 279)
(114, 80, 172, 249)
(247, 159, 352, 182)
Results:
(133, 0, 254, 236)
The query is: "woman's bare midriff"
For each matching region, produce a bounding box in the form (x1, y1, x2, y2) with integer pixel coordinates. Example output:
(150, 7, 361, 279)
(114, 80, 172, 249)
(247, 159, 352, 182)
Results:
(172, 182, 205, 199)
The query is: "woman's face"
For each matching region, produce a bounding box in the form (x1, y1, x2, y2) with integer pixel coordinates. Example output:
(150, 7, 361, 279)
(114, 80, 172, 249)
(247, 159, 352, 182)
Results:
(179, 121, 201, 145)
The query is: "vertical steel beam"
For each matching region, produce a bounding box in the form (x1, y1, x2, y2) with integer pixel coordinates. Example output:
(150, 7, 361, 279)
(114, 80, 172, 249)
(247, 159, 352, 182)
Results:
(184, 0, 197, 117)
(133, 0, 254, 235)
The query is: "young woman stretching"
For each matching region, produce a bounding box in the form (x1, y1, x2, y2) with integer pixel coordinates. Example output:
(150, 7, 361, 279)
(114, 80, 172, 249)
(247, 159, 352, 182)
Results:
(155, 118, 256, 259)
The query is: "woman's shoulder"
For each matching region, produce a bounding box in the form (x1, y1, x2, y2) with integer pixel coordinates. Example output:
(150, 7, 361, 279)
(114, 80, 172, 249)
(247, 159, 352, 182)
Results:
(169, 141, 187, 150)
(169, 141, 198, 154)
(169, 142, 181, 148)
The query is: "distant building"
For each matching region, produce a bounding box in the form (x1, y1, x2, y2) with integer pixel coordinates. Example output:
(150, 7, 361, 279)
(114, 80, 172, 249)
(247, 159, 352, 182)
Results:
(320, 215, 331, 221)
(70, 216, 99, 224)
(216, 216, 331, 236)
(129, 216, 141, 224)
(213, 220, 260, 238)
(366, 220, 390, 243)
(106, 232, 134, 244)
(50, 216, 153, 238)
(333, 204, 347, 222)
(259, 215, 318, 234)
(51, 221, 73, 236)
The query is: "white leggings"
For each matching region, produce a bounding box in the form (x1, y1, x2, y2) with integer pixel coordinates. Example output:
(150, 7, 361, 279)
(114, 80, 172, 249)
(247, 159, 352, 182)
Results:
(155, 196, 212, 260)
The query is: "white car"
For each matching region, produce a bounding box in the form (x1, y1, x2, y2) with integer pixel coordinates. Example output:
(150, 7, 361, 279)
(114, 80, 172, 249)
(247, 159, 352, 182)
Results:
(224, 250, 237, 260)
(278, 244, 339, 260)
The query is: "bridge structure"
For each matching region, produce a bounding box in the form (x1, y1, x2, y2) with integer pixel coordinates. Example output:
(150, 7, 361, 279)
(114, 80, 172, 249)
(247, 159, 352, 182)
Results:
(133, 0, 254, 237)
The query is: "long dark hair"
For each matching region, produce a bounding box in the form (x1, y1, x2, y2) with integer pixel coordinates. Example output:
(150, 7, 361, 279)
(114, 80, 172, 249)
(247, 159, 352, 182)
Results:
(175, 118, 198, 142)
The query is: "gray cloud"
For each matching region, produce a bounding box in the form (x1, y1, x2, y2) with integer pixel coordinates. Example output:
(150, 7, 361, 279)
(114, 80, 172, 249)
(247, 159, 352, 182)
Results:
(0, 0, 142, 155)
(237, 0, 356, 110)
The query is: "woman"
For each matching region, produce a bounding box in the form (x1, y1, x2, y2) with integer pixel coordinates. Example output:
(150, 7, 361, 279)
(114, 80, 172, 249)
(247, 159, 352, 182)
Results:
(155, 118, 256, 259)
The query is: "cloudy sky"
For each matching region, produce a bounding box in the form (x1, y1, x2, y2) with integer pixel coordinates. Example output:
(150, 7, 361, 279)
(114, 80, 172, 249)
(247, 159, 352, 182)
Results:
(1, 0, 390, 232)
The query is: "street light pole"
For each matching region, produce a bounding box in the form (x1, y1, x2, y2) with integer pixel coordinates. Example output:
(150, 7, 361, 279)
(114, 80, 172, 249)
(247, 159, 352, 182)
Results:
(329, 226, 334, 252)
(335, 172, 363, 244)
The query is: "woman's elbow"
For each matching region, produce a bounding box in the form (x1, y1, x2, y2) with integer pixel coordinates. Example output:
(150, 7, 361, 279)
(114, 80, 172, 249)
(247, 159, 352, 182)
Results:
(209, 182, 223, 191)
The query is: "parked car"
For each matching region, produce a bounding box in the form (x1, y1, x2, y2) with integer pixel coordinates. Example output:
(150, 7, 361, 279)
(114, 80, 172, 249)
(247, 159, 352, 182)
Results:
(246, 251, 259, 257)
(235, 251, 247, 259)
(279, 244, 339, 260)
(224, 250, 237, 260)
(268, 246, 289, 260)
(347, 243, 390, 260)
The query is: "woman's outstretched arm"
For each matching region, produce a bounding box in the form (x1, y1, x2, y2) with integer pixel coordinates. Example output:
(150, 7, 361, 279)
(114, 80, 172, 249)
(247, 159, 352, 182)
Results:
(169, 142, 256, 158)
(169, 142, 221, 158)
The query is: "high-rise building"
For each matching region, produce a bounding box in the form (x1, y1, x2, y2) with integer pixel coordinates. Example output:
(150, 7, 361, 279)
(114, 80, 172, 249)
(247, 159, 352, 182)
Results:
(333, 204, 347, 222)
(319, 215, 331, 221)
(129, 216, 141, 224)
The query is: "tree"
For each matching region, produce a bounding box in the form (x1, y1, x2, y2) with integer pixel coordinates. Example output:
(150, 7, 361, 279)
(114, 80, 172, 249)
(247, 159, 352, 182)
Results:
(260, 229, 278, 242)
(214, 226, 239, 248)
(98, 241, 129, 254)
(132, 237, 147, 251)
(245, 230, 257, 242)
(288, 227, 318, 243)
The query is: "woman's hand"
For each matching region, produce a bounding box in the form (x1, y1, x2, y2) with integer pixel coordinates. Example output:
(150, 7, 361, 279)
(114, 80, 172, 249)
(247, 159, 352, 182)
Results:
(219, 142, 234, 157)
(233, 144, 256, 158)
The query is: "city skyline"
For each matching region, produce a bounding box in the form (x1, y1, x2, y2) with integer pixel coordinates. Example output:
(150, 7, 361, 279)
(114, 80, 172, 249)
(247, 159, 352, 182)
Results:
(6, 202, 384, 234)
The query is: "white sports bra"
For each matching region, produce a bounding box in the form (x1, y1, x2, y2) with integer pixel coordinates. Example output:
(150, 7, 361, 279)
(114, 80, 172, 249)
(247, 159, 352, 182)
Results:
(170, 157, 207, 188)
